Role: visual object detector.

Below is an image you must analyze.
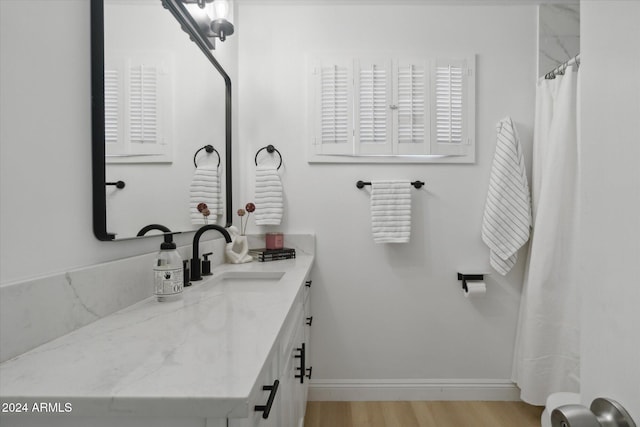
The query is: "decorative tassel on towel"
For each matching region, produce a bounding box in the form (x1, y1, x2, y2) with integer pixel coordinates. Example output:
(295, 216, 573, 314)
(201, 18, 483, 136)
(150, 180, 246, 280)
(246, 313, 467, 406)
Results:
(189, 165, 222, 224)
(370, 180, 412, 243)
(481, 116, 532, 275)
(254, 165, 283, 225)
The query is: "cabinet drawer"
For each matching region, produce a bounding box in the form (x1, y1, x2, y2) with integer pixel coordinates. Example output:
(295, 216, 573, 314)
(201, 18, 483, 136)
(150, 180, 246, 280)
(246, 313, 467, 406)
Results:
(279, 298, 303, 363)
(230, 354, 279, 427)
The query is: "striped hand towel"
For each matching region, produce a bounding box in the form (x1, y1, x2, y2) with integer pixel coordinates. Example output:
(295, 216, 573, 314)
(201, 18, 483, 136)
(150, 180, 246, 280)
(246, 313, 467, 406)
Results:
(481, 117, 532, 275)
(255, 165, 283, 225)
(189, 165, 222, 224)
(371, 180, 412, 243)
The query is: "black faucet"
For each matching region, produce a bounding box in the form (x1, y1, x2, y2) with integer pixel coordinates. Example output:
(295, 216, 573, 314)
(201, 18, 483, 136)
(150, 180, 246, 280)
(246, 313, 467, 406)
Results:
(190, 224, 232, 281)
(136, 224, 172, 236)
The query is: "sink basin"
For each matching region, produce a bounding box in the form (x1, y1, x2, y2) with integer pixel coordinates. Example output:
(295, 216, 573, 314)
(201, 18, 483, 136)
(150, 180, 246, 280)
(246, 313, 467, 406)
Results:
(218, 271, 285, 281)
(210, 271, 285, 291)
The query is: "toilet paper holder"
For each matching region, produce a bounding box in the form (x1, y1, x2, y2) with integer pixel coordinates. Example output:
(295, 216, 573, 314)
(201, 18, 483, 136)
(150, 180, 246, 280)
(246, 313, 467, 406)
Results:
(457, 273, 484, 292)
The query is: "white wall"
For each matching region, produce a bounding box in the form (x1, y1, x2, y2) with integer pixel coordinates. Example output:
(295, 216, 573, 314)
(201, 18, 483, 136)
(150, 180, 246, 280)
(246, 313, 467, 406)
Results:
(237, 3, 537, 389)
(579, 1, 640, 420)
(0, 0, 236, 284)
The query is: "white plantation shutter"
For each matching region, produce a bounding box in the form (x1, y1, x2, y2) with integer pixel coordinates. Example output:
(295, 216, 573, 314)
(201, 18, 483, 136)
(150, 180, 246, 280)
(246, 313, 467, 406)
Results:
(128, 64, 158, 144)
(431, 57, 474, 156)
(104, 69, 121, 147)
(355, 59, 392, 155)
(396, 59, 429, 154)
(309, 54, 475, 163)
(435, 65, 462, 143)
(314, 60, 353, 155)
(104, 52, 173, 163)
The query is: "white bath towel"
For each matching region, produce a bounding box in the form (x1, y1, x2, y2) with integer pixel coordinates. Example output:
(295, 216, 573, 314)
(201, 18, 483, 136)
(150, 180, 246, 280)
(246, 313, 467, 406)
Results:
(370, 180, 412, 243)
(254, 165, 283, 225)
(189, 165, 222, 224)
(481, 117, 532, 275)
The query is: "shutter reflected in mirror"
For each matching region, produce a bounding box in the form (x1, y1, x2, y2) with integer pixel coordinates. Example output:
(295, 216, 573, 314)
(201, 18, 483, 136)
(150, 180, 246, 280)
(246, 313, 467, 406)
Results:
(104, 69, 120, 146)
(129, 64, 159, 145)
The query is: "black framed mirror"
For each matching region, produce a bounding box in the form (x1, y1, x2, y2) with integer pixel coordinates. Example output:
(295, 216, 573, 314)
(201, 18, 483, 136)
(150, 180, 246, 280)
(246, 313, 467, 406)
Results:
(91, 0, 232, 241)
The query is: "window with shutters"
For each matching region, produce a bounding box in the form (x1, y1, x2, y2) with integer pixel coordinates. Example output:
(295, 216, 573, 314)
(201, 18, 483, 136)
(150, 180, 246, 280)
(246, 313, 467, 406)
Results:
(105, 51, 173, 163)
(309, 54, 475, 163)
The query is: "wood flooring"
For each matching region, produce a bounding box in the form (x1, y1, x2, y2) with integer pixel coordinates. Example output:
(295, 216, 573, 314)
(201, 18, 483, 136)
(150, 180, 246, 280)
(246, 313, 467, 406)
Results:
(304, 401, 544, 427)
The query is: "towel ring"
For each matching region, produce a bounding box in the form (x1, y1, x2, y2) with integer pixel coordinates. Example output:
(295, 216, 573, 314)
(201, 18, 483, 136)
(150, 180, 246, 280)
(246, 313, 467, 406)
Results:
(254, 144, 282, 170)
(193, 145, 220, 168)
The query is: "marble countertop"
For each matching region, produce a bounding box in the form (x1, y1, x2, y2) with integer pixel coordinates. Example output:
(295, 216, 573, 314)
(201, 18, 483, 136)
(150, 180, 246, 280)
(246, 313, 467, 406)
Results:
(0, 254, 314, 419)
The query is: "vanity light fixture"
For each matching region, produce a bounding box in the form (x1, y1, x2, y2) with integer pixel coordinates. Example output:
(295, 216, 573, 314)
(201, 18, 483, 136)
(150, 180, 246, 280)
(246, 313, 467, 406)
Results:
(181, 0, 234, 45)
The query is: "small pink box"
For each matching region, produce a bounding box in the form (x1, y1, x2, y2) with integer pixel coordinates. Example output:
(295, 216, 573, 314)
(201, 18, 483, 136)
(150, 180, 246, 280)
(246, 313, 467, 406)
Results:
(265, 233, 284, 250)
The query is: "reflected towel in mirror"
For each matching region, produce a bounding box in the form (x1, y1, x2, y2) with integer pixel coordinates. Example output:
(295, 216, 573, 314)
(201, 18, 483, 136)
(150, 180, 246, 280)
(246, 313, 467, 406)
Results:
(190, 165, 222, 224)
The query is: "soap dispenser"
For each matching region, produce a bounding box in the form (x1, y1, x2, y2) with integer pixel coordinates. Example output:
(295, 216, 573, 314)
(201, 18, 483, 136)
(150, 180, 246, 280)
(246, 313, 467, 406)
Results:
(202, 252, 213, 276)
(153, 233, 184, 301)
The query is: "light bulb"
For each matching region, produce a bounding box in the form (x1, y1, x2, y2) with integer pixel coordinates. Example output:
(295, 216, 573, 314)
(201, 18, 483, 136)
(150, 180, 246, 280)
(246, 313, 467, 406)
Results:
(204, 2, 216, 20)
(213, 0, 229, 20)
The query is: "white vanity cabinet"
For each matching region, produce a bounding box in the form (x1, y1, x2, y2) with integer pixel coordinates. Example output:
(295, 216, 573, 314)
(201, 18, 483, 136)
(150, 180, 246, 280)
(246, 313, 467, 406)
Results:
(0, 256, 315, 427)
(278, 297, 306, 427)
(230, 275, 312, 427)
(303, 277, 313, 405)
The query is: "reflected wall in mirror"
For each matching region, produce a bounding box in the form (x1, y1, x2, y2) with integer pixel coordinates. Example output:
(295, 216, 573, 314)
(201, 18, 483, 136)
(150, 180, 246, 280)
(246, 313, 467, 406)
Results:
(92, 0, 227, 240)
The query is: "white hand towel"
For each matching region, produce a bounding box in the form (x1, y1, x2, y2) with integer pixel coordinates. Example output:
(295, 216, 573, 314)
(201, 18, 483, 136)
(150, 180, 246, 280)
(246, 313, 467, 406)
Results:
(255, 165, 283, 225)
(189, 165, 222, 224)
(482, 117, 532, 275)
(370, 180, 412, 243)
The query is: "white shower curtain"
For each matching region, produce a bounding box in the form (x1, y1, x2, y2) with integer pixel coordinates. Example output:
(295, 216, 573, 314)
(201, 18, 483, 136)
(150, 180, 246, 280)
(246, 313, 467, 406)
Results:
(512, 65, 581, 405)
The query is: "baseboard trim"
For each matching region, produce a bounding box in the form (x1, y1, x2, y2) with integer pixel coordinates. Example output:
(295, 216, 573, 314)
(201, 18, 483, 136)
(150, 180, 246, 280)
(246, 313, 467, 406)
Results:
(308, 379, 521, 401)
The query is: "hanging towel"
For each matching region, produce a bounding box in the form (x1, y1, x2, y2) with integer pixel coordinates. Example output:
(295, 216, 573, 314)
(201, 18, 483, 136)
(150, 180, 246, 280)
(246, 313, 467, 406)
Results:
(370, 180, 412, 243)
(189, 164, 222, 224)
(482, 117, 532, 275)
(254, 165, 283, 225)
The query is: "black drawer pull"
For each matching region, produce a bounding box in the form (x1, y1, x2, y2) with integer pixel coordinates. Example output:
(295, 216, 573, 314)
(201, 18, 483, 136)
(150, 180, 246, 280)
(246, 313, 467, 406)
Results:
(295, 343, 306, 384)
(305, 280, 312, 287)
(306, 316, 313, 326)
(254, 379, 279, 419)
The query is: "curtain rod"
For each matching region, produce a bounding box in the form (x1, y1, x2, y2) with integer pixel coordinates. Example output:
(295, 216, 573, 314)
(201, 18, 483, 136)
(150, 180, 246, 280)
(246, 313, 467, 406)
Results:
(544, 53, 581, 80)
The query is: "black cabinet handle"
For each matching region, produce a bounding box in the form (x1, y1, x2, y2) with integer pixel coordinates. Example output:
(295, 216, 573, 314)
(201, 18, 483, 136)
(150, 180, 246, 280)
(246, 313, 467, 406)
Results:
(306, 366, 313, 380)
(305, 280, 312, 287)
(254, 379, 279, 419)
(295, 343, 306, 384)
(306, 316, 313, 326)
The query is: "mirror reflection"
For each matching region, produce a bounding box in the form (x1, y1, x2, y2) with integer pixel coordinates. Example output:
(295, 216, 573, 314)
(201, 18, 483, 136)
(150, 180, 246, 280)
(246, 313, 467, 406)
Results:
(102, 0, 226, 239)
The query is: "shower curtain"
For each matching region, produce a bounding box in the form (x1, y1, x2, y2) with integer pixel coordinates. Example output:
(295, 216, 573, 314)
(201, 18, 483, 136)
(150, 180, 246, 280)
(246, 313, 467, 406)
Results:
(511, 65, 580, 405)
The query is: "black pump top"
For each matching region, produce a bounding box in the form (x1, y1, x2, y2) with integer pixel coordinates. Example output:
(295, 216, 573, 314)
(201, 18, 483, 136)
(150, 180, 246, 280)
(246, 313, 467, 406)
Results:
(160, 233, 178, 250)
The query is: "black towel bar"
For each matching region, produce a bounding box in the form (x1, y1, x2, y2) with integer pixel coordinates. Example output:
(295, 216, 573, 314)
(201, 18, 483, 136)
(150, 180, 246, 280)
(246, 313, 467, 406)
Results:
(356, 180, 424, 189)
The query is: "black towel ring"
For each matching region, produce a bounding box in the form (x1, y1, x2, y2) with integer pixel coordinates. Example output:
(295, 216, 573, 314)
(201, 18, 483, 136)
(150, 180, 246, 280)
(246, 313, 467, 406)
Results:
(254, 144, 282, 170)
(193, 145, 221, 168)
